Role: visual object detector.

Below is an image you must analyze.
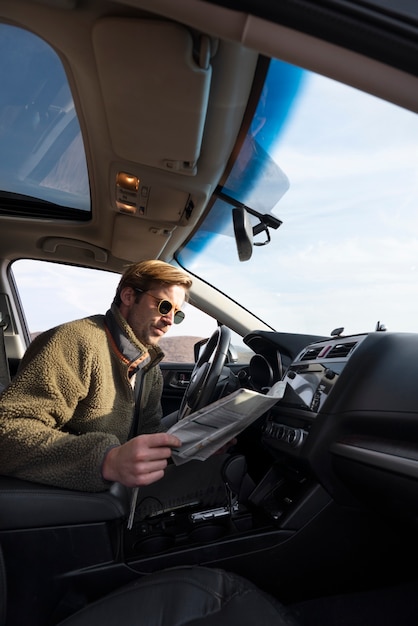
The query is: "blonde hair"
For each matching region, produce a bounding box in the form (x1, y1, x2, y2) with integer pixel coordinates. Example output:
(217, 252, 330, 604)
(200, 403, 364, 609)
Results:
(113, 260, 192, 306)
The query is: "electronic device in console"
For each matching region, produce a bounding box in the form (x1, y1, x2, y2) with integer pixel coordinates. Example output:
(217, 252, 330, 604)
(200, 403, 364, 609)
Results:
(261, 334, 367, 452)
(280, 335, 367, 413)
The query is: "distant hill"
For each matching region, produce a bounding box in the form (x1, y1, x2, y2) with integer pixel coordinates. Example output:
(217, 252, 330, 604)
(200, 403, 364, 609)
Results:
(159, 336, 204, 362)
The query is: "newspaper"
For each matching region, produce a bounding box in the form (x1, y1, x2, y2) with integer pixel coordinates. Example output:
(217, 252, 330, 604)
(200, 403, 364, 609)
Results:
(167, 380, 286, 465)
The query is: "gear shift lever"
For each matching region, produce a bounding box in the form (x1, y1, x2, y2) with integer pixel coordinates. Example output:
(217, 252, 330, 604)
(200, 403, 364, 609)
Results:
(221, 454, 247, 514)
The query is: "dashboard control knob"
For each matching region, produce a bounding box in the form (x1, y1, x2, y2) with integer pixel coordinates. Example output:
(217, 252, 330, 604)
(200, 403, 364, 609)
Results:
(263, 422, 306, 448)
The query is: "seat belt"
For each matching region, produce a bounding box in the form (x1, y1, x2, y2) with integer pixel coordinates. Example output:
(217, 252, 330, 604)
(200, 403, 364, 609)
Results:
(127, 370, 144, 530)
(0, 315, 11, 390)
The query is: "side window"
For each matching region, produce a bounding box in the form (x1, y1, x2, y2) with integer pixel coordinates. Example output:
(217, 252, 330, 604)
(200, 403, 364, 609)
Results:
(11, 259, 217, 363)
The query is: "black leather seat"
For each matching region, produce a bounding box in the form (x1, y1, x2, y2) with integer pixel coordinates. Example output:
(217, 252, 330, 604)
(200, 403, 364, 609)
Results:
(58, 565, 300, 626)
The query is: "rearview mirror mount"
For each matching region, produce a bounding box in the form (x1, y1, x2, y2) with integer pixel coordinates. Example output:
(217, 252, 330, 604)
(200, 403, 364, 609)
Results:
(215, 187, 283, 262)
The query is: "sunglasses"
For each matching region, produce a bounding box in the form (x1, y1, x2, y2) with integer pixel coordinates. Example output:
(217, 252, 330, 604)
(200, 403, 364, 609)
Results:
(134, 288, 185, 324)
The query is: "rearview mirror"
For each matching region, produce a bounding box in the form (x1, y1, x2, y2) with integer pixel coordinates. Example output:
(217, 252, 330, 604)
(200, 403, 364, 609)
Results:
(232, 207, 254, 261)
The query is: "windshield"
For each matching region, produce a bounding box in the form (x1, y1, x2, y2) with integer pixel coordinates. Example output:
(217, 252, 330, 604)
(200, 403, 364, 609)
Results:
(179, 58, 418, 336)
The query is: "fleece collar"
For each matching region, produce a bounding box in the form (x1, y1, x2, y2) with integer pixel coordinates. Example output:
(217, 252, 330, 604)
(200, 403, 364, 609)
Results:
(104, 304, 164, 377)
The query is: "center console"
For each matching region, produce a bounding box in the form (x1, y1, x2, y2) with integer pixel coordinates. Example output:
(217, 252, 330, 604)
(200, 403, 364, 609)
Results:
(261, 334, 367, 454)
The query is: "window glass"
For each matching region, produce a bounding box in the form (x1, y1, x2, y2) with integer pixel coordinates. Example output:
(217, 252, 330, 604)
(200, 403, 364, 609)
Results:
(179, 59, 418, 337)
(12, 259, 220, 363)
(0, 25, 90, 217)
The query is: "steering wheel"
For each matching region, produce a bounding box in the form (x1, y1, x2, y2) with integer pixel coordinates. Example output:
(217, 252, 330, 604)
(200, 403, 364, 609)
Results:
(177, 325, 231, 420)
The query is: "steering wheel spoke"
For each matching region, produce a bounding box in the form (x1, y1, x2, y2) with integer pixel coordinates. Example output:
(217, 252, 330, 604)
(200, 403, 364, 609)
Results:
(177, 326, 231, 420)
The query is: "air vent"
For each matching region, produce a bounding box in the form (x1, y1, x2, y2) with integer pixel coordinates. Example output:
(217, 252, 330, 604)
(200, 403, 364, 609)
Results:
(300, 346, 323, 361)
(325, 342, 357, 359)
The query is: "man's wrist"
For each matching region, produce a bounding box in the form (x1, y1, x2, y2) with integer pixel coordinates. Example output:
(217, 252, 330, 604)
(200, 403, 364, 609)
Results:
(101, 444, 119, 482)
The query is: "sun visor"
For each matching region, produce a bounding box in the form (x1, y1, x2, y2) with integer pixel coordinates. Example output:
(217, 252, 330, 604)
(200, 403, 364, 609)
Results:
(93, 19, 212, 175)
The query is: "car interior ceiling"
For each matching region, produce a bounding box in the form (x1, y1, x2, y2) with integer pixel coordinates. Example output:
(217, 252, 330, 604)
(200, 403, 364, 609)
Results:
(1, 1, 418, 625)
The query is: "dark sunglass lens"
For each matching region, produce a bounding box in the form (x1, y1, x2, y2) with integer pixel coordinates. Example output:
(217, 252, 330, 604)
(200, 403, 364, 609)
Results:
(158, 300, 173, 315)
(174, 310, 185, 324)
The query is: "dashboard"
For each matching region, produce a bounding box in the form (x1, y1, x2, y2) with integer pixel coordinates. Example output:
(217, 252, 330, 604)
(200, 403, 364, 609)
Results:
(242, 329, 418, 520)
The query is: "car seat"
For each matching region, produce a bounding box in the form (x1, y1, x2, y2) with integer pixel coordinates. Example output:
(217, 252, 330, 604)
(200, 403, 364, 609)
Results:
(57, 565, 300, 626)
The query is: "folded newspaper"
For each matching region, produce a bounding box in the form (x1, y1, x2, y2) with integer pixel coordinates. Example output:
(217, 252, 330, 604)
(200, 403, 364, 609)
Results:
(167, 380, 286, 465)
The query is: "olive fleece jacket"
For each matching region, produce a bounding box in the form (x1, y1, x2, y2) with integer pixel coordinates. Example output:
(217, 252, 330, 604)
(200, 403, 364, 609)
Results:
(0, 305, 164, 491)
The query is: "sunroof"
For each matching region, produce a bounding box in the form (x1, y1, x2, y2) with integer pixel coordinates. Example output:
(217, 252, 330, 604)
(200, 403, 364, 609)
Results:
(0, 24, 90, 218)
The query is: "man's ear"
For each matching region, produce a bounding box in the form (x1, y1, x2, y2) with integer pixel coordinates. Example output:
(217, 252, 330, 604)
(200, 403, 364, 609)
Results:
(119, 286, 136, 307)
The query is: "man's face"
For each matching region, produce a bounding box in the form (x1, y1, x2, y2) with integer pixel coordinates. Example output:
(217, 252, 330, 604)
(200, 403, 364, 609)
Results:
(119, 284, 187, 346)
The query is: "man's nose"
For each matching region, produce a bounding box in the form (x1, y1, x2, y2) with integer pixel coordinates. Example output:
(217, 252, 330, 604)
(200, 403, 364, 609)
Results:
(161, 311, 174, 325)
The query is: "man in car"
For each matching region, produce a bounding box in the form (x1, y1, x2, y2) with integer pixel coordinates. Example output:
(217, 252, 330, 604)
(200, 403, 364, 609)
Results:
(0, 259, 190, 492)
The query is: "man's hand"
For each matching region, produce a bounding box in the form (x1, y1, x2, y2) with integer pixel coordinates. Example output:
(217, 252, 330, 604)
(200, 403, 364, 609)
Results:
(102, 432, 181, 487)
